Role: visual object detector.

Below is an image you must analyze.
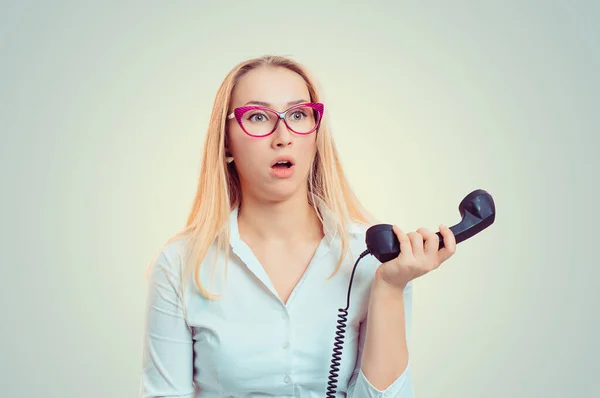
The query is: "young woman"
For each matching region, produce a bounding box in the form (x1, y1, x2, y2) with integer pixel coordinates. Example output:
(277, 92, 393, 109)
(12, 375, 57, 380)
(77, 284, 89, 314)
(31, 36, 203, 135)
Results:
(139, 55, 456, 397)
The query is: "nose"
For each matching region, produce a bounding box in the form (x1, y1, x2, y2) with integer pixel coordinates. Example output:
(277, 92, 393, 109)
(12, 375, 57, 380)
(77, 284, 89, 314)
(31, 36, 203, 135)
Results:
(271, 117, 293, 148)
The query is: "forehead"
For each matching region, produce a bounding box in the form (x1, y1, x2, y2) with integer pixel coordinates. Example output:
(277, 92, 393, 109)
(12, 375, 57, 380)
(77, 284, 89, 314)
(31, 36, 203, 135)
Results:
(231, 66, 310, 110)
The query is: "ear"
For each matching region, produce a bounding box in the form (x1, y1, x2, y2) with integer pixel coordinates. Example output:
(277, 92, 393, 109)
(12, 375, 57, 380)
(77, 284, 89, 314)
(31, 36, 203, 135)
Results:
(225, 149, 234, 164)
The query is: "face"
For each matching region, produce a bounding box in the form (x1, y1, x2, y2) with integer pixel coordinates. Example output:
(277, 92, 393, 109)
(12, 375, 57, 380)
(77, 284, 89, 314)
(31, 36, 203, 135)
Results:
(226, 66, 319, 203)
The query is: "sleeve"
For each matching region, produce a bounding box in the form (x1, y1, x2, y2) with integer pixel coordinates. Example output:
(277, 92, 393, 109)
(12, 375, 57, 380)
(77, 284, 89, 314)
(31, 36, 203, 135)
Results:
(346, 280, 415, 397)
(138, 251, 195, 398)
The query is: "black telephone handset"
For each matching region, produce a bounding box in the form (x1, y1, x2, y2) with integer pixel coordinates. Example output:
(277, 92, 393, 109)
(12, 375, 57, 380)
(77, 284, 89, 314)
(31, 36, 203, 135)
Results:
(365, 189, 496, 262)
(325, 189, 496, 397)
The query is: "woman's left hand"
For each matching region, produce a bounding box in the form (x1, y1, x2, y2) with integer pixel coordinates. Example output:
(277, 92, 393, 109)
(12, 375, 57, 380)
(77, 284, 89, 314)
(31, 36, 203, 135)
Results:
(375, 224, 457, 290)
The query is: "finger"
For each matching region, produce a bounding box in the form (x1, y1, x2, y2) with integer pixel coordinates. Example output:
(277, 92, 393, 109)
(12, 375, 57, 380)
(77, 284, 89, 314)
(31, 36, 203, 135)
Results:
(392, 225, 412, 258)
(417, 227, 439, 257)
(418, 227, 440, 270)
(407, 231, 424, 256)
(437, 224, 457, 261)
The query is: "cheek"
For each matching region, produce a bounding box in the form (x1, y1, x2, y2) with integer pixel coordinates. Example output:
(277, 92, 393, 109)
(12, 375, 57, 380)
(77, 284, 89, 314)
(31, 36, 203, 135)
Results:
(230, 139, 267, 175)
(229, 131, 254, 161)
(300, 138, 318, 164)
(235, 148, 262, 170)
(227, 127, 246, 153)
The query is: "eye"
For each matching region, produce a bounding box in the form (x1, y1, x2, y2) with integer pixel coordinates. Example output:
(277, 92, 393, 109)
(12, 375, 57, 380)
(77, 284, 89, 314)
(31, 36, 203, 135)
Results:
(289, 110, 307, 120)
(246, 111, 270, 123)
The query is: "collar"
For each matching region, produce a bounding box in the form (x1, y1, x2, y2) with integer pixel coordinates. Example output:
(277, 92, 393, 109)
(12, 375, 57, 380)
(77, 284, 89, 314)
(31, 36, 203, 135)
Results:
(228, 197, 362, 249)
(225, 198, 365, 301)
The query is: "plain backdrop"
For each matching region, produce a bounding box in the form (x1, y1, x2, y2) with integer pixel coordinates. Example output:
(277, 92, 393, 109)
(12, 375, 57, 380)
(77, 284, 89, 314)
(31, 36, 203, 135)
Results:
(1, 1, 598, 397)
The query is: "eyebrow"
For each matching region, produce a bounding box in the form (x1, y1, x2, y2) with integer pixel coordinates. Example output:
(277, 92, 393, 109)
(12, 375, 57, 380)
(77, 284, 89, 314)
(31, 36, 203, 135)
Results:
(243, 99, 308, 107)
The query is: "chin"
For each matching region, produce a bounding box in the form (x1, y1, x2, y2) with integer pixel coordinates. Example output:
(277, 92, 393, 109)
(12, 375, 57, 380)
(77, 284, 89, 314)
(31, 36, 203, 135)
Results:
(261, 180, 307, 203)
(265, 186, 302, 202)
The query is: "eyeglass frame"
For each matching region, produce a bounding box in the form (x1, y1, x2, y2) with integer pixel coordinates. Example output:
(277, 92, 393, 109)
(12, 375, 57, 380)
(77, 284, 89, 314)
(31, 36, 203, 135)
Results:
(227, 102, 324, 137)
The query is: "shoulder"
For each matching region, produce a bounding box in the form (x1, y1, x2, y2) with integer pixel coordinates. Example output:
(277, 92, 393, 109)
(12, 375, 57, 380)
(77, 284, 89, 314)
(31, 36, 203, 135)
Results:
(348, 219, 371, 235)
(146, 235, 191, 279)
(345, 220, 381, 270)
(347, 219, 372, 247)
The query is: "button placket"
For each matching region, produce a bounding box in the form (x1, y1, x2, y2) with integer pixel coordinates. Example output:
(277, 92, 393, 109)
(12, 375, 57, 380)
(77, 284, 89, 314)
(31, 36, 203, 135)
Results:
(282, 310, 293, 387)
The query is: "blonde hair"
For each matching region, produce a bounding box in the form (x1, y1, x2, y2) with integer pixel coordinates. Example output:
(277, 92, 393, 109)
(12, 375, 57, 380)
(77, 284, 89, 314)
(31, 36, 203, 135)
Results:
(149, 54, 374, 301)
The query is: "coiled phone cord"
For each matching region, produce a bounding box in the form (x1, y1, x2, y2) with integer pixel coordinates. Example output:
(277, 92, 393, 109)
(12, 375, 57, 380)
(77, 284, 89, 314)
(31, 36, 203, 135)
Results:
(325, 248, 370, 397)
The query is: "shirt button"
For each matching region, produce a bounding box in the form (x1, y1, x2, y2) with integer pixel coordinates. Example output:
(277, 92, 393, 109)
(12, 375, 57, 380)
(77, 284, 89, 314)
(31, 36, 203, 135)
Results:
(282, 341, 289, 349)
(283, 374, 291, 383)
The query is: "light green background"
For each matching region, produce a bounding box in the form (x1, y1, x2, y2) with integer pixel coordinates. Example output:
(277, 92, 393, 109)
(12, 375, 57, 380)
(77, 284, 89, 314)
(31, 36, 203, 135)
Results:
(1, 1, 598, 397)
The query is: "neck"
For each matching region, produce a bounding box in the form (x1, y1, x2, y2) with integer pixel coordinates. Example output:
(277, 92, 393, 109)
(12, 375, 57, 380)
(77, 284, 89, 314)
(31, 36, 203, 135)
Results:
(237, 192, 324, 244)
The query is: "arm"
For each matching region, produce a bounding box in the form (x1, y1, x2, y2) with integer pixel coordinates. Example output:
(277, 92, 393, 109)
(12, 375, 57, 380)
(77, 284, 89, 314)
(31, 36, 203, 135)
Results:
(139, 252, 195, 398)
(347, 279, 414, 397)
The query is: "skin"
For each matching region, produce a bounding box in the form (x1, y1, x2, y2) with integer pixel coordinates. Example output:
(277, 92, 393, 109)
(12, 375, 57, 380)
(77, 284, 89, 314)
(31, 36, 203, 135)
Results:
(226, 66, 319, 210)
(362, 224, 456, 389)
(226, 66, 324, 304)
(225, 65, 457, 390)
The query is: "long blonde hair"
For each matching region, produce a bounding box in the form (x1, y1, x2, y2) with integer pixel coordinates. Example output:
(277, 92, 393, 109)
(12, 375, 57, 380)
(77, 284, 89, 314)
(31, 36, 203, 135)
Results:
(151, 54, 374, 300)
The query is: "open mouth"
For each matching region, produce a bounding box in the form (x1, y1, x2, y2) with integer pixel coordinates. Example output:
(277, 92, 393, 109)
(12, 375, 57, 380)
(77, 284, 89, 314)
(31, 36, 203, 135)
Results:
(272, 160, 293, 169)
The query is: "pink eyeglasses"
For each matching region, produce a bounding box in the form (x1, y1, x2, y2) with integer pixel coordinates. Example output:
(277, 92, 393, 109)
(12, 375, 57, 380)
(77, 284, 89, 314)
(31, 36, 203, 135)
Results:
(227, 102, 324, 137)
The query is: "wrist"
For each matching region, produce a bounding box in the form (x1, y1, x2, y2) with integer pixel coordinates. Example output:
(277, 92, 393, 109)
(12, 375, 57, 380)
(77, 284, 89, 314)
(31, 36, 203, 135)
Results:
(374, 268, 408, 293)
(372, 272, 407, 302)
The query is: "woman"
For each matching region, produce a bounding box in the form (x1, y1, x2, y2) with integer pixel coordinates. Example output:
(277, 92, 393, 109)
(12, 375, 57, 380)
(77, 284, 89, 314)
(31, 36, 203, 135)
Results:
(139, 55, 456, 397)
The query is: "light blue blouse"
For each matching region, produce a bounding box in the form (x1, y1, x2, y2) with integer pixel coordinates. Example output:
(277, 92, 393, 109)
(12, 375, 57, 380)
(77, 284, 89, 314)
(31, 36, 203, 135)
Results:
(139, 201, 414, 397)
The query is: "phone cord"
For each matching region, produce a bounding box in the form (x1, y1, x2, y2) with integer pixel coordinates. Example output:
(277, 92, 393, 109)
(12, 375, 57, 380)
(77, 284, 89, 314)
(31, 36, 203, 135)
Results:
(325, 248, 370, 397)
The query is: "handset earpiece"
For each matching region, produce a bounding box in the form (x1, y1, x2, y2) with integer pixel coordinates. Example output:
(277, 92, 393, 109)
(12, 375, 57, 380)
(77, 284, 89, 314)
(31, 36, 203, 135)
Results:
(365, 189, 496, 263)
